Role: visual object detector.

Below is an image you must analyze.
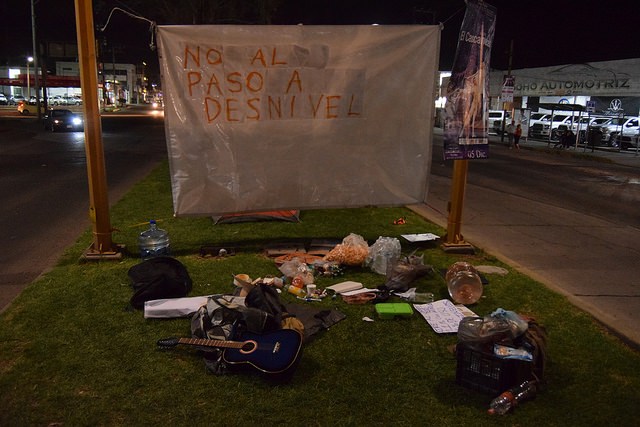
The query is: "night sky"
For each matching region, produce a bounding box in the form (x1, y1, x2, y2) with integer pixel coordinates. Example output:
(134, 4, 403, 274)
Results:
(1, 0, 639, 77)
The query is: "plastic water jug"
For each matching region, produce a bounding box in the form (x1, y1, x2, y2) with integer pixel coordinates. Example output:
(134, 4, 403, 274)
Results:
(138, 220, 170, 259)
(447, 270, 483, 305)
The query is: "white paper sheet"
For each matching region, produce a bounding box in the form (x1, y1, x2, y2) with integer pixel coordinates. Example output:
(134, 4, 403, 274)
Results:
(401, 233, 440, 242)
(414, 299, 476, 334)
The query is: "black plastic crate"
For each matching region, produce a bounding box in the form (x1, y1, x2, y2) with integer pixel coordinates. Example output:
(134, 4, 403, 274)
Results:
(455, 344, 533, 395)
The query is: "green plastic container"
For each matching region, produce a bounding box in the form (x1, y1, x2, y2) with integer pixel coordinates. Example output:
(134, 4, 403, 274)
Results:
(375, 303, 413, 319)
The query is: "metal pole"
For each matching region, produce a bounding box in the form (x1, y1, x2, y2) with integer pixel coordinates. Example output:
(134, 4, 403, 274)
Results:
(442, 159, 474, 253)
(30, 0, 42, 120)
(637, 107, 640, 156)
(26, 59, 30, 98)
(73, 0, 120, 259)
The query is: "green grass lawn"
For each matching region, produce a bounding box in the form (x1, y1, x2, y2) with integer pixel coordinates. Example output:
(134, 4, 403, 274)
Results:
(1, 162, 639, 426)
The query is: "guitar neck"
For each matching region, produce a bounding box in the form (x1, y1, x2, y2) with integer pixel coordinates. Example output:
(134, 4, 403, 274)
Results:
(177, 337, 245, 350)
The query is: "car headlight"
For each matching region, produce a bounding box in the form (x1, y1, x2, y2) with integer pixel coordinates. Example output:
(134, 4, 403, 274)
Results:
(72, 118, 82, 126)
(54, 119, 61, 124)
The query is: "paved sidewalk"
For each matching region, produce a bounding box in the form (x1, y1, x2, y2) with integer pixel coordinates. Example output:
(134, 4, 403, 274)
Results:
(411, 129, 640, 349)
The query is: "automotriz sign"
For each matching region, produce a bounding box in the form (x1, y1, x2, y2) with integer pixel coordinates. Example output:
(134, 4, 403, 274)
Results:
(490, 58, 640, 98)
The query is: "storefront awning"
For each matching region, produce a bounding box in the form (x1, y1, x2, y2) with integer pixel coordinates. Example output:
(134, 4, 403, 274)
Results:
(537, 103, 585, 112)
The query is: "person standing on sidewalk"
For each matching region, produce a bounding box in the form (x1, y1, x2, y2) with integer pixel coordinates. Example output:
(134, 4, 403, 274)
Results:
(506, 121, 516, 148)
(514, 123, 522, 149)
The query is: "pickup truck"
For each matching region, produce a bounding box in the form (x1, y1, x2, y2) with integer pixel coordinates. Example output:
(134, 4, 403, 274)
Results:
(591, 116, 640, 143)
(529, 114, 581, 140)
(611, 132, 640, 150)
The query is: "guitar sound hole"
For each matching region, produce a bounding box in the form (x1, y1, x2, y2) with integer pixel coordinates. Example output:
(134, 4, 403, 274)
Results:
(240, 340, 257, 354)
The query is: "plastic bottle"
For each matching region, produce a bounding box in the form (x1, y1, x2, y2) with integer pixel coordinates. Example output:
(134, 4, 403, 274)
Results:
(284, 283, 307, 297)
(138, 220, 170, 259)
(488, 380, 537, 415)
(445, 261, 478, 283)
(410, 292, 435, 303)
(447, 270, 483, 304)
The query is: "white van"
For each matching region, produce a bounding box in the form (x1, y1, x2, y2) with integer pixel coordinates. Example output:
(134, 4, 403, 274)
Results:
(487, 110, 512, 135)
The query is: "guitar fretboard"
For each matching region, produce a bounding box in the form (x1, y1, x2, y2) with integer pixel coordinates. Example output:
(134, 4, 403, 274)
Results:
(178, 337, 245, 349)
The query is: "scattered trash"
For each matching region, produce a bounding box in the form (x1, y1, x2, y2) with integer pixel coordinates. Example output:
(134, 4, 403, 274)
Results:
(382, 254, 433, 292)
(488, 380, 538, 415)
(401, 233, 439, 242)
(446, 262, 483, 305)
(475, 265, 509, 276)
(396, 288, 434, 303)
(138, 219, 170, 259)
(324, 233, 369, 266)
(199, 245, 237, 258)
(365, 236, 401, 275)
(342, 292, 377, 304)
(375, 302, 413, 319)
(326, 281, 363, 294)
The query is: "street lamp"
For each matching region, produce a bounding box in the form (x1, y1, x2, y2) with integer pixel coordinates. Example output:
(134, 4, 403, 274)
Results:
(26, 56, 33, 100)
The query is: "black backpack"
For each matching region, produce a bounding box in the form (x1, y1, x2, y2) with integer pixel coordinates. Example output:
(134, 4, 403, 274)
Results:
(128, 256, 193, 309)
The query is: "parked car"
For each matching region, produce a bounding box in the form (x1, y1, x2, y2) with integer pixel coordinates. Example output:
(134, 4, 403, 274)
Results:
(527, 113, 549, 136)
(62, 95, 82, 105)
(43, 109, 84, 131)
(593, 116, 640, 143)
(529, 114, 581, 140)
(50, 95, 67, 106)
(17, 100, 45, 115)
(488, 110, 512, 135)
(9, 95, 26, 105)
(574, 116, 611, 143)
(611, 132, 640, 150)
(0, 93, 8, 105)
(70, 96, 82, 105)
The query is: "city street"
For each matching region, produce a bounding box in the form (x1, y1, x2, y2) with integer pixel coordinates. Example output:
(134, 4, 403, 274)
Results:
(0, 107, 167, 311)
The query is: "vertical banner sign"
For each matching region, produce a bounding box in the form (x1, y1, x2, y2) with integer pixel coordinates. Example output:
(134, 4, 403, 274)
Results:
(443, 0, 496, 160)
(157, 25, 440, 216)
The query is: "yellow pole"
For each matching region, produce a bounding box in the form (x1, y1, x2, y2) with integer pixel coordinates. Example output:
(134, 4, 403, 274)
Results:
(74, 0, 120, 258)
(443, 159, 474, 253)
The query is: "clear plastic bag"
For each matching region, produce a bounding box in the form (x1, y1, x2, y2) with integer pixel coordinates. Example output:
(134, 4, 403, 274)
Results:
(277, 257, 314, 285)
(365, 236, 401, 274)
(457, 309, 529, 347)
(324, 233, 370, 266)
(457, 316, 513, 346)
(490, 308, 529, 338)
(383, 255, 433, 292)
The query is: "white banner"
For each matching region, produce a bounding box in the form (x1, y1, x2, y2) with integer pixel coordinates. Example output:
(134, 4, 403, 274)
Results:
(157, 25, 440, 216)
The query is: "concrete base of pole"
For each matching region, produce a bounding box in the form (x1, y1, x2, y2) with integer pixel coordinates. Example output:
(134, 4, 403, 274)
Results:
(81, 243, 124, 261)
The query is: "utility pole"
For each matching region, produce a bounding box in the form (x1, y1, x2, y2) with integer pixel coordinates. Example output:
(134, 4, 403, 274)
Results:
(74, 0, 121, 260)
(30, 0, 42, 120)
(500, 39, 514, 143)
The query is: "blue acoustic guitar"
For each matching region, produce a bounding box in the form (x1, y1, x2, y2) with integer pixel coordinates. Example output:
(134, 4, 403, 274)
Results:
(157, 329, 303, 374)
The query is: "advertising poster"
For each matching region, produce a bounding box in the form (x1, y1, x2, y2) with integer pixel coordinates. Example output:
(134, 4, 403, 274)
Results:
(443, 0, 496, 160)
